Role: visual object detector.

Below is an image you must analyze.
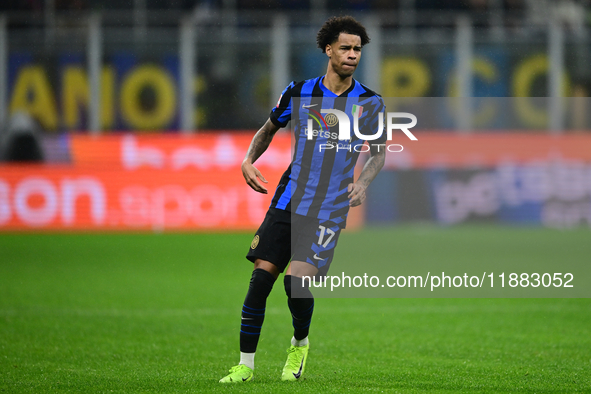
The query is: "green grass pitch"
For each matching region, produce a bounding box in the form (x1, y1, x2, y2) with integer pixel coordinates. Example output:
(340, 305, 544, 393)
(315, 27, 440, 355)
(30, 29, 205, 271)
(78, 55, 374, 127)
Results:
(0, 226, 590, 393)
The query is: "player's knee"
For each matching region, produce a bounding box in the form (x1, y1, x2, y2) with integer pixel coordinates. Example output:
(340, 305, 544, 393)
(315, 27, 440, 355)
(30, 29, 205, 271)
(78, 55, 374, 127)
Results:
(251, 267, 276, 285)
(253, 259, 280, 279)
(284, 275, 313, 299)
(289, 260, 319, 278)
(284, 274, 292, 297)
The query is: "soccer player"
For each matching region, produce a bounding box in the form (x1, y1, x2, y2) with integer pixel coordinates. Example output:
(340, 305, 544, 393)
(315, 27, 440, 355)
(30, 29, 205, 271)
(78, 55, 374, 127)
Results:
(220, 15, 386, 383)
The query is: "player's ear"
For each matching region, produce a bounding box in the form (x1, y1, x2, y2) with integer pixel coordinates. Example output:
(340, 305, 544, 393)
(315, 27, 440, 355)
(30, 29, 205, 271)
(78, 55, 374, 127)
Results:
(325, 44, 332, 57)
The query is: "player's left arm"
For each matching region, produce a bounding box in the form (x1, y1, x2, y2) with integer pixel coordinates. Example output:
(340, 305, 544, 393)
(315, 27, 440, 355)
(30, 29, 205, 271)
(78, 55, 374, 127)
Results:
(348, 144, 385, 207)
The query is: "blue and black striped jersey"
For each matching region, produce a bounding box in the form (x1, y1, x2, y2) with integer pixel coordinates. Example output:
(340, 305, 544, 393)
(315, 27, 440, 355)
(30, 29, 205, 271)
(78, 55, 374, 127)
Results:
(268, 76, 385, 222)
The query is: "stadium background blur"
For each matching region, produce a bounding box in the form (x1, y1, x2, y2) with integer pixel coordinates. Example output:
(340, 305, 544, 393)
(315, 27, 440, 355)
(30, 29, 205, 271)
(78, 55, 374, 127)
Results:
(1, 0, 591, 231)
(1, 2, 590, 392)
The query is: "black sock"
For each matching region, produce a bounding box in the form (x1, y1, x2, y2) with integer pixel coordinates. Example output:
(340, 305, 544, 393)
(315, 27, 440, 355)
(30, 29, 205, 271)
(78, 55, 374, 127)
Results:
(284, 275, 314, 341)
(240, 268, 276, 353)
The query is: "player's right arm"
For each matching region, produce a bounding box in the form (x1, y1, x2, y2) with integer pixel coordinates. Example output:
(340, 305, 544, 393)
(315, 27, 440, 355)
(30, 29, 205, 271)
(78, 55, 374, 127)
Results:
(242, 118, 280, 194)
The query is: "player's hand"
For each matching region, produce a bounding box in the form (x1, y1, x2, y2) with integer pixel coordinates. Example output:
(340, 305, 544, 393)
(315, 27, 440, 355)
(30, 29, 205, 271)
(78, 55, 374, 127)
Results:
(242, 161, 268, 194)
(347, 182, 367, 207)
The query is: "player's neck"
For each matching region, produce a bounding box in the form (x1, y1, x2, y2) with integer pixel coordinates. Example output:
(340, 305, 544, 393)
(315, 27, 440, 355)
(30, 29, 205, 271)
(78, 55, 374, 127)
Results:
(322, 70, 353, 96)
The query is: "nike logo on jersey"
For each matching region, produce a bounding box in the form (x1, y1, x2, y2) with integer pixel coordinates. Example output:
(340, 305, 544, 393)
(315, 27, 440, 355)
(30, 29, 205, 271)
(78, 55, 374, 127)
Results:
(293, 358, 304, 379)
(302, 103, 318, 109)
(313, 254, 324, 261)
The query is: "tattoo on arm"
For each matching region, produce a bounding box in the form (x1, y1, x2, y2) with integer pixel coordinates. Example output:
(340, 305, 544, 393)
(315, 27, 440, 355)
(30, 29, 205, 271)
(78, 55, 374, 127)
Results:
(244, 119, 280, 164)
(357, 147, 386, 188)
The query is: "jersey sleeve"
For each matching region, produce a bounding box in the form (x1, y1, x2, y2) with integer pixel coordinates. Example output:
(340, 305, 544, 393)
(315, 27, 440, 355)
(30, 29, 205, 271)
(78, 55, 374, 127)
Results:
(269, 81, 296, 128)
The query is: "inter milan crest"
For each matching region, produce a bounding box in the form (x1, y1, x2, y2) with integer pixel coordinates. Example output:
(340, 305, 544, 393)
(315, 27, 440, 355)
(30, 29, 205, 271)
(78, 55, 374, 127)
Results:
(250, 235, 260, 249)
(324, 113, 339, 127)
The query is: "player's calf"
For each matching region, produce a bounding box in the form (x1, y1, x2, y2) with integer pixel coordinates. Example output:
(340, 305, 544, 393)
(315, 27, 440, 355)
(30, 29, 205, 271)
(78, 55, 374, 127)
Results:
(282, 275, 313, 381)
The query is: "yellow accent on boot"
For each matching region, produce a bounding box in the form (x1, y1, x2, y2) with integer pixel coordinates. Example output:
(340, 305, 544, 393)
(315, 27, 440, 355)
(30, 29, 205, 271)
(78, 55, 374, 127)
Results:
(219, 364, 253, 383)
(281, 343, 309, 381)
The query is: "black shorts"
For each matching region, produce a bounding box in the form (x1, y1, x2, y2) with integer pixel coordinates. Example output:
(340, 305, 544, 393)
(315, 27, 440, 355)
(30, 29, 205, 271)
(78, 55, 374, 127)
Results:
(246, 208, 346, 277)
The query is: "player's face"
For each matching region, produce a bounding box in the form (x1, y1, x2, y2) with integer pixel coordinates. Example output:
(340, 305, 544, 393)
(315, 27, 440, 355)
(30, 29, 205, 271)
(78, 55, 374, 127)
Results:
(326, 33, 362, 78)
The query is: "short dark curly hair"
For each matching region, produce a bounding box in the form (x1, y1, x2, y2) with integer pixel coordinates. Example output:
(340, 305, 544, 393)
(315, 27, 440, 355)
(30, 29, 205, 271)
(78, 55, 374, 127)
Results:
(316, 16, 370, 53)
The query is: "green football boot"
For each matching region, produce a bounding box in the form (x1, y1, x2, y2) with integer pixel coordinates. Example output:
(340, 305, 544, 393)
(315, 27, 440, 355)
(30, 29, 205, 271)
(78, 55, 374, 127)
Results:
(281, 343, 309, 381)
(219, 364, 253, 383)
